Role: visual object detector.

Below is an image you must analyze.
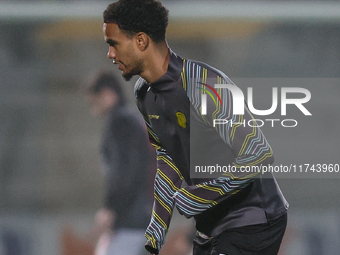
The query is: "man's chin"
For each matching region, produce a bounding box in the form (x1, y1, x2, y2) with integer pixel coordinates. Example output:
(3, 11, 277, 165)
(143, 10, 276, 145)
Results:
(122, 72, 135, 81)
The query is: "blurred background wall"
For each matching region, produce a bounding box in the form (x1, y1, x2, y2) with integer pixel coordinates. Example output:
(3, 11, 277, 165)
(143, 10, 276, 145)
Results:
(0, 1, 340, 255)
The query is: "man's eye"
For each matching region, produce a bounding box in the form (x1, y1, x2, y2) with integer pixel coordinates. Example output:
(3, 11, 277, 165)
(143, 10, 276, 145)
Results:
(107, 40, 117, 47)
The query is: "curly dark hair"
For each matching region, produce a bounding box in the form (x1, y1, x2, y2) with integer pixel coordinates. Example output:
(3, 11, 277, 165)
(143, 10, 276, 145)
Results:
(103, 0, 169, 43)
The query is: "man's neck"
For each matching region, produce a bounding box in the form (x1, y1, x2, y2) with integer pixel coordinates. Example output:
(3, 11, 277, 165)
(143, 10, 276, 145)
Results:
(140, 42, 170, 84)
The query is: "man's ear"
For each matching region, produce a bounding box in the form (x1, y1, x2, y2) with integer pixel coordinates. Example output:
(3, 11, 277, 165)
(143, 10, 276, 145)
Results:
(135, 32, 149, 51)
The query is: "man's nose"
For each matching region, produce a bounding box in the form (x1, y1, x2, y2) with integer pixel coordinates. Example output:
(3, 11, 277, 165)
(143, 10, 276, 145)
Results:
(107, 46, 116, 60)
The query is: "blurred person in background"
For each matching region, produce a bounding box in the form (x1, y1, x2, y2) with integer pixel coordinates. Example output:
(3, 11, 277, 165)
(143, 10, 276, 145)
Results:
(86, 71, 153, 255)
(102, 1, 288, 255)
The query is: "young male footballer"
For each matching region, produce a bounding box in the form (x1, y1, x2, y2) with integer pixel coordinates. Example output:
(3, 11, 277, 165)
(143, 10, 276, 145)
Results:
(102, 1, 289, 254)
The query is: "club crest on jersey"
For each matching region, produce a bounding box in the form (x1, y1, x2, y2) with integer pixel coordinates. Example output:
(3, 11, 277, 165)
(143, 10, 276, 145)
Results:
(176, 112, 186, 128)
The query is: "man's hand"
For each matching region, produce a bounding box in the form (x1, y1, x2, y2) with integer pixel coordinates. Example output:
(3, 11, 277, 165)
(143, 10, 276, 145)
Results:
(94, 207, 116, 234)
(145, 244, 159, 255)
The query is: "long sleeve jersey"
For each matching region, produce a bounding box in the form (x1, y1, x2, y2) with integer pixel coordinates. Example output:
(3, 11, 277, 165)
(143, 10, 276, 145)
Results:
(134, 50, 289, 254)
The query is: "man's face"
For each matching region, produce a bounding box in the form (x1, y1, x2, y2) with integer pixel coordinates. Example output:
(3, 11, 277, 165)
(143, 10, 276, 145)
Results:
(103, 23, 144, 81)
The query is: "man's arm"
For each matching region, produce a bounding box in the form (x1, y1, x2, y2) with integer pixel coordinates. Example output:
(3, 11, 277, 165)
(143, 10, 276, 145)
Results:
(175, 61, 274, 217)
(144, 124, 184, 254)
(174, 107, 273, 218)
(134, 80, 179, 254)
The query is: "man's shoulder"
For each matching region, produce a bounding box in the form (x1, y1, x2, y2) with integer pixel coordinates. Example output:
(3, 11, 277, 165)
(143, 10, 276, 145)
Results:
(183, 58, 229, 80)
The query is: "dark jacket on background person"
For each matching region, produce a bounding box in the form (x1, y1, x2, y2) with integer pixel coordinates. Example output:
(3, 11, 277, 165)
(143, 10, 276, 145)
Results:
(101, 101, 153, 230)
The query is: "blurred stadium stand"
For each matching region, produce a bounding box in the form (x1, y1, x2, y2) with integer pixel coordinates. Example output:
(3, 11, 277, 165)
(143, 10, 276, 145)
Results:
(0, 1, 340, 255)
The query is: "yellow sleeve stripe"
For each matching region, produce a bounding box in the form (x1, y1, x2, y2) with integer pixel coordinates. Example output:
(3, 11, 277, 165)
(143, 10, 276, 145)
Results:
(212, 76, 222, 120)
(153, 211, 168, 229)
(150, 142, 161, 150)
(196, 184, 225, 195)
(180, 188, 217, 205)
(157, 169, 180, 192)
(154, 193, 172, 214)
(230, 115, 243, 141)
(157, 156, 184, 180)
(202, 68, 207, 83)
(251, 151, 274, 166)
(238, 125, 257, 156)
(147, 126, 160, 143)
(145, 233, 157, 248)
